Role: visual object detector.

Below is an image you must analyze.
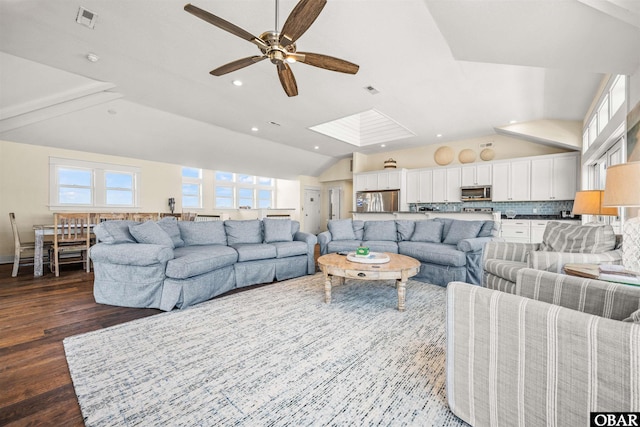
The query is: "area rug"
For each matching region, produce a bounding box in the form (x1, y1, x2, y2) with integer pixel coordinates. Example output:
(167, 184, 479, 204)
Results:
(64, 274, 467, 426)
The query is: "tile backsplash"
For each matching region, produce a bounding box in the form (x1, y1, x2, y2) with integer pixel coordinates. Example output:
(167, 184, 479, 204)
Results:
(412, 200, 574, 215)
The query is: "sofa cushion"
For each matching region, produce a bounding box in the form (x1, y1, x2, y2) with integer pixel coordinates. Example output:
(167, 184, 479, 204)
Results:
(398, 241, 466, 267)
(410, 220, 443, 243)
(353, 220, 365, 240)
(270, 241, 308, 258)
(328, 219, 356, 240)
(129, 221, 175, 248)
(442, 220, 483, 245)
(484, 259, 527, 283)
(157, 217, 184, 248)
(363, 221, 397, 241)
(290, 220, 300, 237)
(167, 245, 238, 279)
(263, 218, 293, 243)
(179, 221, 227, 246)
(395, 220, 416, 241)
(224, 220, 262, 245)
(362, 240, 399, 254)
(93, 220, 138, 244)
(232, 243, 277, 262)
(539, 221, 616, 253)
(477, 220, 496, 238)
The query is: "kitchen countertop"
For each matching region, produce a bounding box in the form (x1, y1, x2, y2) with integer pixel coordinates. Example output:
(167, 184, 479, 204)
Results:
(501, 215, 581, 220)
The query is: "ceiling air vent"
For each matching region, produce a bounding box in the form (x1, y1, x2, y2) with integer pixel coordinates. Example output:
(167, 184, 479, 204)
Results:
(364, 85, 379, 95)
(76, 7, 98, 29)
(479, 142, 493, 148)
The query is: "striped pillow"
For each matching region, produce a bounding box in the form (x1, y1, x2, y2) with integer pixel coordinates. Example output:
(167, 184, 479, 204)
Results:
(538, 221, 616, 253)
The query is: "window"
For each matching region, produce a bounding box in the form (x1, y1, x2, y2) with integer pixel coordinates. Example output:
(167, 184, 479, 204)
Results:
(582, 75, 626, 153)
(610, 75, 625, 116)
(597, 95, 609, 134)
(182, 167, 202, 209)
(214, 171, 275, 209)
(50, 158, 140, 208)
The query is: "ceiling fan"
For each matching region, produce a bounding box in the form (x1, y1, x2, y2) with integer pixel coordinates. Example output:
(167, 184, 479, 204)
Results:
(184, 0, 359, 97)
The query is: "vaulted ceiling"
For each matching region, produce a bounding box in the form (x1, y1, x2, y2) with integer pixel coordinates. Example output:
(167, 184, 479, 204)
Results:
(1, 0, 639, 179)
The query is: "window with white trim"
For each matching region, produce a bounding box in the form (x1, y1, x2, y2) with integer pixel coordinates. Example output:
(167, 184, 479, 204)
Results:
(182, 167, 202, 209)
(50, 157, 140, 208)
(214, 171, 275, 208)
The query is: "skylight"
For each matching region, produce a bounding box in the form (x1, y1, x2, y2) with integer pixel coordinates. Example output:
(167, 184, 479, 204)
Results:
(309, 109, 415, 147)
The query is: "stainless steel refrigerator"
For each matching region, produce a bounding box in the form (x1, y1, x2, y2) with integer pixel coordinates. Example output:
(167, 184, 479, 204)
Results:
(355, 190, 399, 213)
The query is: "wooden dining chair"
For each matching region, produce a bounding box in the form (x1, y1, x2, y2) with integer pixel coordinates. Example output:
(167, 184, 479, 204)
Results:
(128, 212, 159, 222)
(92, 212, 128, 223)
(9, 212, 52, 277)
(52, 213, 91, 277)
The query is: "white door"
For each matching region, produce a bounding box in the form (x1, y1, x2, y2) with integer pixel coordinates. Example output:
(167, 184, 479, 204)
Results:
(329, 188, 341, 220)
(303, 189, 321, 234)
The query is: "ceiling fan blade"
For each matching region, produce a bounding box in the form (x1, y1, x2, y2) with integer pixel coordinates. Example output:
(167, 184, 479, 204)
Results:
(210, 56, 266, 76)
(277, 62, 298, 97)
(280, 0, 327, 47)
(294, 52, 359, 74)
(184, 4, 268, 49)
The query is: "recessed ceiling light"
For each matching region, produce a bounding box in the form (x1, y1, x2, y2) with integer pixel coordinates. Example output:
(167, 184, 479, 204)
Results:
(436, 134, 443, 138)
(251, 127, 258, 132)
(86, 53, 99, 62)
(509, 120, 518, 124)
(380, 144, 386, 148)
(314, 146, 319, 150)
(232, 80, 243, 86)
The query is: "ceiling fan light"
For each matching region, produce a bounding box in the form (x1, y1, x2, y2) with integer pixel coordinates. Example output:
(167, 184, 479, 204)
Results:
(286, 56, 297, 63)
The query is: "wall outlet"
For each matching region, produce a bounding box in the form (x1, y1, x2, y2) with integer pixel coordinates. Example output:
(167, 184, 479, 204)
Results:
(532, 208, 537, 214)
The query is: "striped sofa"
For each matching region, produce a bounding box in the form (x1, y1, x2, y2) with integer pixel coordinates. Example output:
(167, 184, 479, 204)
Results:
(483, 221, 622, 293)
(447, 268, 640, 427)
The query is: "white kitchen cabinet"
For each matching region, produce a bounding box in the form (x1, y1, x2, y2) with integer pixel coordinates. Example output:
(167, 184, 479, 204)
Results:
(378, 170, 402, 190)
(500, 220, 531, 243)
(530, 220, 549, 243)
(432, 167, 461, 203)
(461, 164, 492, 186)
(354, 170, 403, 191)
(530, 154, 578, 201)
(354, 173, 378, 191)
(492, 159, 531, 201)
(406, 169, 433, 203)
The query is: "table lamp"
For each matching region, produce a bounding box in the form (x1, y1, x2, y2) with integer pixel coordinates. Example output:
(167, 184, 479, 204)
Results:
(572, 190, 618, 221)
(603, 161, 640, 272)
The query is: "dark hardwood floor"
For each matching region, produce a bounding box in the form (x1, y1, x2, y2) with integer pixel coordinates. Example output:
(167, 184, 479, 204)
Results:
(0, 264, 161, 426)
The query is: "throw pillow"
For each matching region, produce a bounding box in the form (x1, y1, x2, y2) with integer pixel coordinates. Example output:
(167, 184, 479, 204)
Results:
(263, 218, 293, 243)
(363, 221, 397, 241)
(353, 220, 365, 240)
(129, 221, 174, 248)
(539, 221, 616, 253)
(395, 220, 416, 241)
(410, 220, 443, 243)
(327, 219, 356, 241)
(477, 221, 496, 237)
(224, 220, 262, 245)
(442, 220, 484, 245)
(93, 220, 138, 244)
(178, 221, 227, 246)
(157, 217, 184, 248)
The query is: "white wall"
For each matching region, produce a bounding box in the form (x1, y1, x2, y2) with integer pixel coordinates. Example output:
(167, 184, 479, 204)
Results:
(0, 140, 301, 260)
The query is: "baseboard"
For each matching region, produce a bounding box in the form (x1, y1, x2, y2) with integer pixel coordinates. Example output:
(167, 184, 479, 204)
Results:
(0, 256, 14, 264)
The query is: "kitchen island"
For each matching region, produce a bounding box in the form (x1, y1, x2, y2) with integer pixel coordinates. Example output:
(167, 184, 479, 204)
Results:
(351, 211, 501, 222)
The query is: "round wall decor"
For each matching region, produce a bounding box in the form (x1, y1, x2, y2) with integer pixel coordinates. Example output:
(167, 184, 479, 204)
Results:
(480, 148, 495, 161)
(434, 146, 454, 166)
(458, 149, 476, 163)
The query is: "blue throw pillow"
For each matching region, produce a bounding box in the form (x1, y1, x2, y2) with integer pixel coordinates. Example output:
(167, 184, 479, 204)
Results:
(179, 221, 227, 246)
(157, 217, 184, 248)
(224, 220, 262, 245)
(263, 218, 293, 243)
(363, 221, 397, 241)
(410, 220, 443, 243)
(129, 221, 174, 248)
(442, 220, 483, 245)
(395, 220, 416, 241)
(328, 219, 356, 241)
(93, 220, 138, 244)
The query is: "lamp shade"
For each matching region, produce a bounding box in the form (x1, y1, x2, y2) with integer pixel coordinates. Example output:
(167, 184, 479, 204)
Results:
(572, 190, 618, 215)
(603, 161, 640, 207)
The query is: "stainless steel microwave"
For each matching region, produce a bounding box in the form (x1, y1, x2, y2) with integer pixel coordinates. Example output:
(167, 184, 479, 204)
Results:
(460, 185, 492, 201)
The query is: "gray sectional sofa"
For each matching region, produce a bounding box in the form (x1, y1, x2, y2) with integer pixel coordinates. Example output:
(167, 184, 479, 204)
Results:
(90, 217, 317, 311)
(317, 218, 497, 286)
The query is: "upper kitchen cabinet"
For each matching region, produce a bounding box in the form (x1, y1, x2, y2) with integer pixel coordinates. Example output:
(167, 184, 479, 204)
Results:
(530, 153, 578, 201)
(432, 167, 462, 203)
(354, 169, 405, 192)
(406, 169, 433, 203)
(461, 164, 492, 187)
(492, 159, 531, 201)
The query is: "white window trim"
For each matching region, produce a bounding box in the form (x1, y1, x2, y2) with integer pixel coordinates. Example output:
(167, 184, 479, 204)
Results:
(213, 172, 276, 209)
(182, 167, 203, 209)
(49, 157, 140, 210)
